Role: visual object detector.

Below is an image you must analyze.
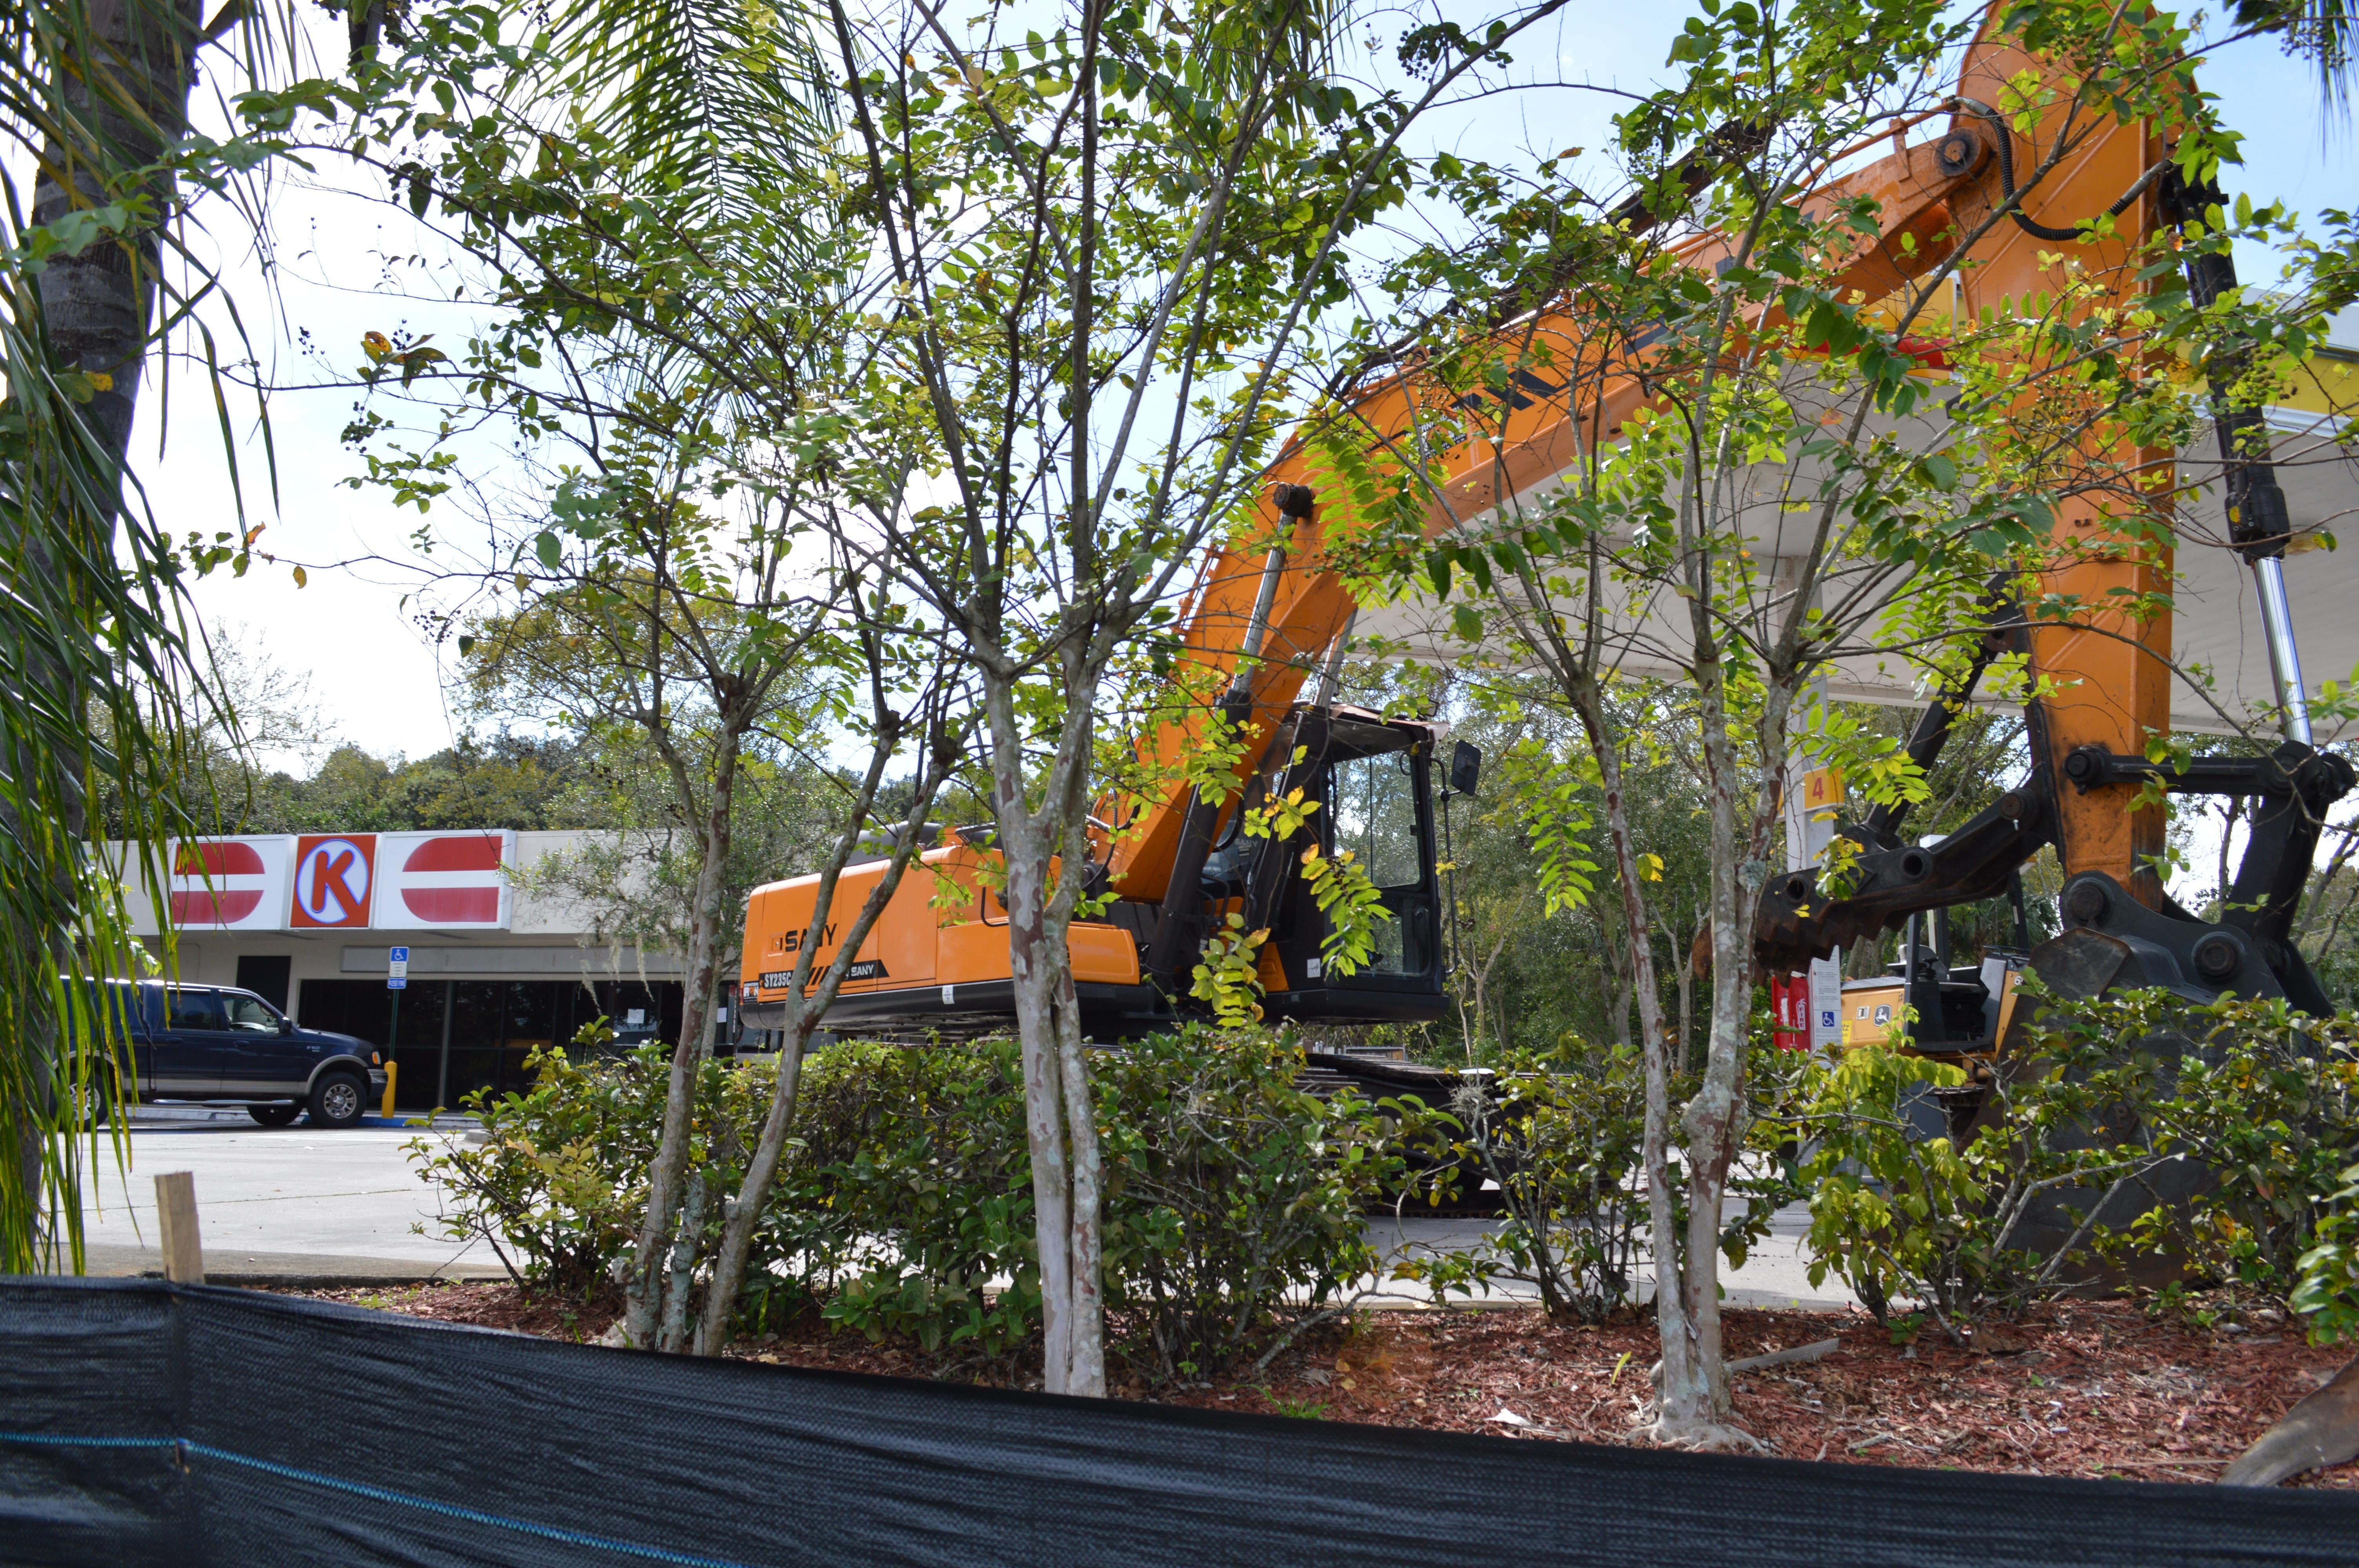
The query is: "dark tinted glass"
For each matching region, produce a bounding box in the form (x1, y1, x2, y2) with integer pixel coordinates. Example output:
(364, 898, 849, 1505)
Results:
(165, 989, 225, 1031)
(443, 981, 508, 1105)
(81, 982, 143, 1041)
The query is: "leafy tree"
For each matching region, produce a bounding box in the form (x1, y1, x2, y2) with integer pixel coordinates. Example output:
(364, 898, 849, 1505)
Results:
(437, 472, 964, 1354)
(811, 0, 1576, 1395)
(487, 722, 857, 968)
(193, 735, 597, 835)
(307, 0, 978, 1352)
(1355, 0, 2261, 1441)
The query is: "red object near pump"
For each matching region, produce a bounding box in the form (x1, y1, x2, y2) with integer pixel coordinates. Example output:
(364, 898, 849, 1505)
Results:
(1769, 974, 1812, 1052)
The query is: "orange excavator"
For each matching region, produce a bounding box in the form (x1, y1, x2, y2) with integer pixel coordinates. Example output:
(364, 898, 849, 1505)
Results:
(736, 474, 1473, 1062)
(738, 13, 2350, 1070)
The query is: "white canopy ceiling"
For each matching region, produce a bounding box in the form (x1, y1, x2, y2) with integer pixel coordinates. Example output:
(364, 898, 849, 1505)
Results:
(1354, 395, 2359, 742)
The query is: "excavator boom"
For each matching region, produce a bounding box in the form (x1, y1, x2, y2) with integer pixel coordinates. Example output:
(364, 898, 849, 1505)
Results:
(742, 6, 2347, 1054)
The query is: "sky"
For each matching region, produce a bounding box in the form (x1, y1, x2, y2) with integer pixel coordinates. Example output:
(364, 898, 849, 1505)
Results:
(140, 5, 2349, 772)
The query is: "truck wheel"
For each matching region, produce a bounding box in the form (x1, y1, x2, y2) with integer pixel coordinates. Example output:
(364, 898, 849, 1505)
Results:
(307, 1071, 368, 1129)
(247, 1102, 302, 1127)
(75, 1078, 118, 1130)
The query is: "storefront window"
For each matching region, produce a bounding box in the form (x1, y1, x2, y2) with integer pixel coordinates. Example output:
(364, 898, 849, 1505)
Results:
(298, 976, 680, 1110)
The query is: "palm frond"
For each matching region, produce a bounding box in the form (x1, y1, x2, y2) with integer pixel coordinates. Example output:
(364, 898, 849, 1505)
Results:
(2237, 0, 2356, 128)
(540, 0, 841, 253)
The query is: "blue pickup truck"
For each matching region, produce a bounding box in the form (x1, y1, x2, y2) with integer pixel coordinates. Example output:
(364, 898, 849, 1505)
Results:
(84, 980, 388, 1129)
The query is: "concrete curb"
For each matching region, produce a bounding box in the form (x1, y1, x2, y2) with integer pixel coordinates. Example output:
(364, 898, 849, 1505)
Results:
(138, 1271, 511, 1290)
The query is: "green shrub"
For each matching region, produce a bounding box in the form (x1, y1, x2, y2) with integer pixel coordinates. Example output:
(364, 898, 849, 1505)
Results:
(1459, 1040, 1649, 1321)
(2134, 997, 2359, 1315)
(409, 1024, 1439, 1378)
(1790, 985, 2359, 1343)
(2292, 1163, 2359, 1344)
(1439, 1037, 1797, 1324)
(405, 1034, 766, 1298)
(1795, 1045, 2007, 1331)
(1094, 1029, 1418, 1379)
(791, 1037, 1039, 1356)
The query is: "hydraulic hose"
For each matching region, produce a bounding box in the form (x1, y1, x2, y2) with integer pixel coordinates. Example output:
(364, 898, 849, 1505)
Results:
(1951, 98, 2168, 243)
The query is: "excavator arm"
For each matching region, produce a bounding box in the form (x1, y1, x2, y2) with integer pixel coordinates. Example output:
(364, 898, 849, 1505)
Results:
(1107, 89, 2011, 907)
(1750, 20, 2354, 1021)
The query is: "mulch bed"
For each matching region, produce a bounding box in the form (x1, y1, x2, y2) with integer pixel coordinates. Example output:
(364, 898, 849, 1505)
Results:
(288, 1281, 2355, 1488)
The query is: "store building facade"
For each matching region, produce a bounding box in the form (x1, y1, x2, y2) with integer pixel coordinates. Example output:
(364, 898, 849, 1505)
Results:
(116, 830, 686, 1111)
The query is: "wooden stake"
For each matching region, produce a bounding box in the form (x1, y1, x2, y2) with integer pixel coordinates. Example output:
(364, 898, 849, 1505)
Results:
(154, 1171, 204, 1285)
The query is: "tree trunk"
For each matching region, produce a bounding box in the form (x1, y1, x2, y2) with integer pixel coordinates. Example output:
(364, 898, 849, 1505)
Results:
(35, 0, 202, 459)
(11, 0, 202, 1263)
(1659, 646, 1791, 1445)
(1055, 958, 1105, 1394)
(695, 729, 954, 1355)
(619, 734, 740, 1348)
(695, 1004, 809, 1354)
(1598, 909, 1632, 1047)
(1558, 674, 1692, 1411)
(1673, 914, 1697, 1078)
(981, 666, 1105, 1396)
(657, 1164, 707, 1352)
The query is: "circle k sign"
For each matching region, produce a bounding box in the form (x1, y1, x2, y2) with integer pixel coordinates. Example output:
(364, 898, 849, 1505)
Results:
(291, 834, 377, 928)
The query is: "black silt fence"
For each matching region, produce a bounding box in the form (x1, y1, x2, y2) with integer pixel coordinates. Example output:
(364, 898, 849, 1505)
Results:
(1, 1277, 2354, 1567)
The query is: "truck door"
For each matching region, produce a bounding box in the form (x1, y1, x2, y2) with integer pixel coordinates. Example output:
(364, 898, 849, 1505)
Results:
(100, 981, 152, 1095)
(218, 989, 307, 1096)
(153, 987, 230, 1096)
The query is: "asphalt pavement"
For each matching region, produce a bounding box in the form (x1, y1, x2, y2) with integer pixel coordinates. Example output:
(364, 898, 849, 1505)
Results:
(1360, 1206, 1857, 1311)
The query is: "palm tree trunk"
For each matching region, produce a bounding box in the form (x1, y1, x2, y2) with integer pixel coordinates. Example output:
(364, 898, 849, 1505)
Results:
(9, 0, 201, 1264)
(34, 0, 202, 462)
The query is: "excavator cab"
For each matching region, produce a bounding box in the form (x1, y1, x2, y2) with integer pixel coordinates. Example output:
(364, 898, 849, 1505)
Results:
(1243, 704, 1452, 1025)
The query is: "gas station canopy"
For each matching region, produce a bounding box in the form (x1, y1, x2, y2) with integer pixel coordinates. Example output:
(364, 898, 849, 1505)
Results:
(1354, 319, 2359, 742)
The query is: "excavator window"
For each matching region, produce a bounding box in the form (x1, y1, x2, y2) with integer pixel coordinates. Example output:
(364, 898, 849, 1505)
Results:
(1329, 751, 1422, 892)
(1307, 731, 1442, 983)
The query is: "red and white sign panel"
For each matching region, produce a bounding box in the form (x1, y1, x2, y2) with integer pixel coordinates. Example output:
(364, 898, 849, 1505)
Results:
(374, 830, 514, 929)
(290, 834, 378, 929)
(167, 836, 292, 929)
